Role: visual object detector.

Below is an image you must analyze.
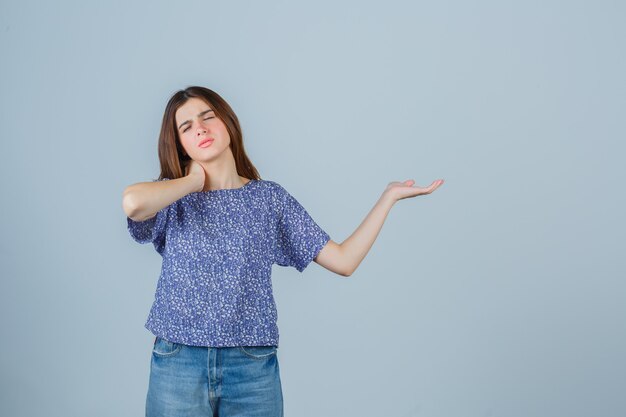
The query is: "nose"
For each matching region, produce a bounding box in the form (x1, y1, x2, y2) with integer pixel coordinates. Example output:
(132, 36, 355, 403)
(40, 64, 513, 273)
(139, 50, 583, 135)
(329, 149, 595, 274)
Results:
(195, 118, 210, 134)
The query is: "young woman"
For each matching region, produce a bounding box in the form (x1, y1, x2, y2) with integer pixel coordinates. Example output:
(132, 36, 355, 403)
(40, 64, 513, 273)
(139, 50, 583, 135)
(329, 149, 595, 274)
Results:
(122, 86, 444, 417)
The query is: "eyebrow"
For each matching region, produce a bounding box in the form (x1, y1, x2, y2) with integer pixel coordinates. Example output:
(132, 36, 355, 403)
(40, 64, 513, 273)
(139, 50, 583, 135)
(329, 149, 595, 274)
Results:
(178, 109, 214, 130)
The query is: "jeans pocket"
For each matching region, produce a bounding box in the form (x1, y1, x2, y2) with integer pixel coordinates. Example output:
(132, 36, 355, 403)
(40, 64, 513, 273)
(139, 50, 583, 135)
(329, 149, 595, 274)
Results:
(239, 346, 278, 359)
(152, 336, 183, 357)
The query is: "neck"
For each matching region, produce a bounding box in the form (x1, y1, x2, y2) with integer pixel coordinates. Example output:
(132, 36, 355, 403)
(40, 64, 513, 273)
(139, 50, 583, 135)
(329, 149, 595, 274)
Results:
(197, 157, 247, 191)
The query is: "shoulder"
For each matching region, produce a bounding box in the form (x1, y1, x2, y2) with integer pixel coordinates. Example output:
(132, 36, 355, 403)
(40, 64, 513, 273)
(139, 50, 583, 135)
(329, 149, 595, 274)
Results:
(255, 179, 287, 197)
(253, 180, 291, 217)
(257, 179, 281, 189)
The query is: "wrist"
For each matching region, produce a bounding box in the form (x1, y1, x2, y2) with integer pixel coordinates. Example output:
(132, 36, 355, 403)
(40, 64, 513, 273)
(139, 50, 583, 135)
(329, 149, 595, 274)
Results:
(184, 173, 204, 193)
(379, 191, 396, 209)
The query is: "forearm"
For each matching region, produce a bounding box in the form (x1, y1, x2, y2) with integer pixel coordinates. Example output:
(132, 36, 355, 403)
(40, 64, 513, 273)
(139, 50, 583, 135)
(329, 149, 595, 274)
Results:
(340, 193, 395, 276)
(122, 176, 197, 221)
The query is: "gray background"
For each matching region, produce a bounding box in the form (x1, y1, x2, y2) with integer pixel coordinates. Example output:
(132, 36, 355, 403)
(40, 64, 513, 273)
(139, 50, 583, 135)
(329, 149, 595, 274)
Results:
(1, 1, 624, 416)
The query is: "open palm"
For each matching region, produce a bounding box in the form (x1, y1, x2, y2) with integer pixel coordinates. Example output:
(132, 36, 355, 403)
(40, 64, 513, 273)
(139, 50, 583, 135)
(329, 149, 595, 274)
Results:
(384, 179, 444, 202)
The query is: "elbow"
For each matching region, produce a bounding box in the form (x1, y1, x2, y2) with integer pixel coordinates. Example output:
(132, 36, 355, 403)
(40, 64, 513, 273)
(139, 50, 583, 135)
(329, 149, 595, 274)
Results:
(317, 241, 354, 278)
(122, 187, 141, 219)
(341, 266, 354, 278)
(337, 246, 354, 277)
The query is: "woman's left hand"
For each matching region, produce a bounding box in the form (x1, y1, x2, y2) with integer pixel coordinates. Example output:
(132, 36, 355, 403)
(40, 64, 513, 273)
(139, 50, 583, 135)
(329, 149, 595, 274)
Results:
(383, 179, 445, 203)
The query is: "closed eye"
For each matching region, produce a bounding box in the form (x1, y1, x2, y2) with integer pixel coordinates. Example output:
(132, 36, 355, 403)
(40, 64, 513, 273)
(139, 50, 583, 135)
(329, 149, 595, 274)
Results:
(182, 116, 214, 133)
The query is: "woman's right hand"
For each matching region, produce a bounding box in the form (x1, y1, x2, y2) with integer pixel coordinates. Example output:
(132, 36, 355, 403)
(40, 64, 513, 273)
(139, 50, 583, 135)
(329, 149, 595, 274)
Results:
(184, 160, 206, 193)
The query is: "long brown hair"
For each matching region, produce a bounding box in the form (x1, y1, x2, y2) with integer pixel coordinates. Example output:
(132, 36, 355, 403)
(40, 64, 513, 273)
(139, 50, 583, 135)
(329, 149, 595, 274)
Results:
(156, 86, 261, 181)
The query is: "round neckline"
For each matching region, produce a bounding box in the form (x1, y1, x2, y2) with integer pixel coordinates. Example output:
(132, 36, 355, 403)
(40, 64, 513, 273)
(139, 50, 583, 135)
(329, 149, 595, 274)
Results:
(198, 179, 256, 193)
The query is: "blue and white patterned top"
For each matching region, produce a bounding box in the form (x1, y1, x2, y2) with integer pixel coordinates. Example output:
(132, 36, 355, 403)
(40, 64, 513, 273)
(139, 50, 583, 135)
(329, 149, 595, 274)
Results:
(126, 178, 331, 347)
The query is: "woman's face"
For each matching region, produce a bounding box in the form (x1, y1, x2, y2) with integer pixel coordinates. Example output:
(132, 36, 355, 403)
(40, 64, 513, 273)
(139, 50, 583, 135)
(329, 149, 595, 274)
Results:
(175, 97, 231, 162)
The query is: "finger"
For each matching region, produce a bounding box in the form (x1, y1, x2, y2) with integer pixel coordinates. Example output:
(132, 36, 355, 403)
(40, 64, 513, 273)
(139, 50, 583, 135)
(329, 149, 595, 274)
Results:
(429, 179, 444, 191)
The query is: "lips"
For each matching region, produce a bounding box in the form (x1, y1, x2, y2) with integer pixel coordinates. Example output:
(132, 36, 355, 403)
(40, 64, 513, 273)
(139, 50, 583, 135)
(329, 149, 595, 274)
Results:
(198, 138, 214, 148)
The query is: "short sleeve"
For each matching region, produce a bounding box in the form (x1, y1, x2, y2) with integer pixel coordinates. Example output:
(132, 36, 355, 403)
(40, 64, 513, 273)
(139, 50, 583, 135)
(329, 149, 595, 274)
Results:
(273, 183, 331, 272)
(126, 178, 172, 255)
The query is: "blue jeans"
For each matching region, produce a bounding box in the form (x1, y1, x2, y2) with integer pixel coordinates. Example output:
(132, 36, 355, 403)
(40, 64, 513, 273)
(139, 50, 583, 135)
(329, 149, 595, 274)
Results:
(146, 336, 284, 417)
